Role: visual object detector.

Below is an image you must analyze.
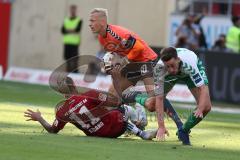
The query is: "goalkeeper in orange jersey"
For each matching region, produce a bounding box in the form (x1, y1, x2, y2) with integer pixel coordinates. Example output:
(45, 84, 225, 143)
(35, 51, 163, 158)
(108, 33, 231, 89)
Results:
(89, 8, 181, 141)
(89, 8, 158, 103)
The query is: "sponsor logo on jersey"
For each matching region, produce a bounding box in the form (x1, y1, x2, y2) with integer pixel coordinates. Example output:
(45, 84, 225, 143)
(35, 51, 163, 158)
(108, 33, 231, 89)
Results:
(192, 73, 202, 84)
(67, 98, 88, 115)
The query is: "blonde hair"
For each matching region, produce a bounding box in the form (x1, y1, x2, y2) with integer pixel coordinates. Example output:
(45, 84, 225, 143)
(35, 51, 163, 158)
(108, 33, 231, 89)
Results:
(91, 8, 108, 20)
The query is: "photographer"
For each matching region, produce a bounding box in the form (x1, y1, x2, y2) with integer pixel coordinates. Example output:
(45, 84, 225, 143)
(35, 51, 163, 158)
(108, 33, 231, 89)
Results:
(212, 34, 232, 52)
(175, 14, 200, 50)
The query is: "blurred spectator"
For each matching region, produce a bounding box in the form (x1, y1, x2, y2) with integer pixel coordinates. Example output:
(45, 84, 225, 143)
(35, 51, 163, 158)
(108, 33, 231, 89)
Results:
(175, 36, 188, 48)
(226, 16, 240, 53)
(61, 5, 82, 73)
(175, 14, 200, 50)
(194, 14, 207, 50)
(212, 34, 232, 52)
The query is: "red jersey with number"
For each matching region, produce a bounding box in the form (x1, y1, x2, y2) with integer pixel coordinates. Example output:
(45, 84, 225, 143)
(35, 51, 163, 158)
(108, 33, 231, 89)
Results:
(52, 90, 126, 138)
(98, 24, 157, 62)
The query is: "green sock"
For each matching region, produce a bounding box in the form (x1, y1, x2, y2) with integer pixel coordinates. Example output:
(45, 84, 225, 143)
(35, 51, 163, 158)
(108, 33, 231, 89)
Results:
(182, 111, 203, 132)
(135, 93, 149, 106)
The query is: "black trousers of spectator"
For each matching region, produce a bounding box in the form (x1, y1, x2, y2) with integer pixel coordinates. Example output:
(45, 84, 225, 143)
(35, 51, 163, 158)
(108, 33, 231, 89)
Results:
(64, 44, 79, 73)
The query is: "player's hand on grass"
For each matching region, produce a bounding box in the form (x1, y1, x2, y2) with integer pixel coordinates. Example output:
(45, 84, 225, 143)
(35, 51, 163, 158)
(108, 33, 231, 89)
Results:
(194, 108, 204, 118)
(156, 127, 169, 141)
(24, 109, 42, 121)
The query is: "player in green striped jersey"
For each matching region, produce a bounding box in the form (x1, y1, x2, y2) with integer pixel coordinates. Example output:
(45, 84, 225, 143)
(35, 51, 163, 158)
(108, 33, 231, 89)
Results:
(129, 47, 212, 145)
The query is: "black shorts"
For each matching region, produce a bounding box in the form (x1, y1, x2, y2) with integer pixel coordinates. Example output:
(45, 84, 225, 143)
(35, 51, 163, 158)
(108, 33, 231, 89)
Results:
(64, 44, 79, 60)
(121, 57, 160, 85)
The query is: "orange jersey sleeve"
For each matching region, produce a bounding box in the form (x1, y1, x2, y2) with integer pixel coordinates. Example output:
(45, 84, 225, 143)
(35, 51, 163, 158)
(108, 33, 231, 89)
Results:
(127, 39, 145, 61)
(98, 25, 157, 62)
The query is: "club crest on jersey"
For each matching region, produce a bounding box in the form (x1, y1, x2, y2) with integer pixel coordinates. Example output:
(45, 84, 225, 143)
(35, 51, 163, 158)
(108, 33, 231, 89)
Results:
(98, 93, 107, 101)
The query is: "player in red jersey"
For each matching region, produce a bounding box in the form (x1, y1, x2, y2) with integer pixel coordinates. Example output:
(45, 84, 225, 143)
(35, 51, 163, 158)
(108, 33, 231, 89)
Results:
(89, 8, 158, 102)
(24, 78, 157, 139)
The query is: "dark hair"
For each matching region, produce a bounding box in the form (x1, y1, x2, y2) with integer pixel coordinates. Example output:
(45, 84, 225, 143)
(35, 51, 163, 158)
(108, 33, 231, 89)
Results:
(160, 47, 177, 62)
(219, 34, 226, 38)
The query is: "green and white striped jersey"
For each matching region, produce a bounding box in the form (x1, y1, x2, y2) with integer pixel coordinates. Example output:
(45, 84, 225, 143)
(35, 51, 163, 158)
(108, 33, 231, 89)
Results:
(154, 48, 206, 95)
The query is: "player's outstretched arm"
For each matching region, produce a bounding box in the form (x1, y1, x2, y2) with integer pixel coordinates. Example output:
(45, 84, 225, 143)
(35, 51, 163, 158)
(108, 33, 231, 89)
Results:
(109, 65, 123, 99)
(24, 109, 58, 133)
(155, 95, 169, 141)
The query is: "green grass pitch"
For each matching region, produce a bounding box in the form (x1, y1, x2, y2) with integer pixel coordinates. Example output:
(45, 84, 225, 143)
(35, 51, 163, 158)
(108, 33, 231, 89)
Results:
(0, 81, 240, 160)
